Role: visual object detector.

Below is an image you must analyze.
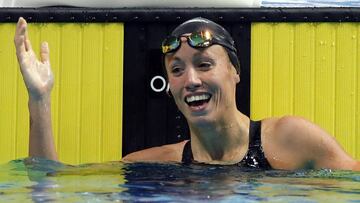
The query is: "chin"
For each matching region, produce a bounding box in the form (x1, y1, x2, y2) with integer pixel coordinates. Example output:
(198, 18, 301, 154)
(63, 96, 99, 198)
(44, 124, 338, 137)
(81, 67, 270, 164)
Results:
(186, 113, 217, 127)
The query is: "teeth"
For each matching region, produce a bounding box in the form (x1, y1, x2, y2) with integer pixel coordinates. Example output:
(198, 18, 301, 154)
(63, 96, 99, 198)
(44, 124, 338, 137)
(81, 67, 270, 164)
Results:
(186, 94, 210, 103)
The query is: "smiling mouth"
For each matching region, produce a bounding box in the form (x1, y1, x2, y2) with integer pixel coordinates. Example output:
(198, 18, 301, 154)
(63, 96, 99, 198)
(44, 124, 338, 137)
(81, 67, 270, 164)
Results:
(184, 93, 212, 107)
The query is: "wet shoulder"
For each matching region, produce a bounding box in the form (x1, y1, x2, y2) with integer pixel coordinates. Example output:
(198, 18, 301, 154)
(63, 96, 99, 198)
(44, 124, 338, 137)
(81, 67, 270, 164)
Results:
(262, 115, 308, 136)
(122, 140, 188, 163)
(261, 116, 312, 170)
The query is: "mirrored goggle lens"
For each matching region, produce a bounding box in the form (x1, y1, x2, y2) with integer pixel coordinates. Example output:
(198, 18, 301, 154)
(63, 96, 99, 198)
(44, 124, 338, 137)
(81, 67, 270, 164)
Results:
(162, 36, 180, 54)
(188, 31, 212, 47)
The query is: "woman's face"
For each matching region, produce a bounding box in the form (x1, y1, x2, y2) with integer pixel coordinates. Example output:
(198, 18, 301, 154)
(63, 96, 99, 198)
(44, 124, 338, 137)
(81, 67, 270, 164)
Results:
(165, 38, 240, 126)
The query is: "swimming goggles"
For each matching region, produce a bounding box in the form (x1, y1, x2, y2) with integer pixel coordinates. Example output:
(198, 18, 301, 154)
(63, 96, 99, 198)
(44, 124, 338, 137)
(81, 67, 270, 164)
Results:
(161, 30, 236, 54)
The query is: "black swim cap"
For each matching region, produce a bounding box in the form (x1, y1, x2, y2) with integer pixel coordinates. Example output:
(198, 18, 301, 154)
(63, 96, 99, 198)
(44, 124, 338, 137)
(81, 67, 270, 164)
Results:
(170, 17, 240, 74)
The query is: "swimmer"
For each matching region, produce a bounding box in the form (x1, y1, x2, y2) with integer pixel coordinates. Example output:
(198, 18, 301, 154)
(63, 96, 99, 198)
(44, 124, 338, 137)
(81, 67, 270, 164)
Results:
(14, 17, 360, 170)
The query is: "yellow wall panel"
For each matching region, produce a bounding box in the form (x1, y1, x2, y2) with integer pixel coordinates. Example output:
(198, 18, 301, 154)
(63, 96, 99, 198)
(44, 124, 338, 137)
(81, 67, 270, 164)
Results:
(272, 23, 294, 116)
(0, 24, 17, 161)
(251, 23, 273, 119)
(314, 23, 336, 135)
(334, 24, 357, 156)
(102, 24, 123, 162)
(293, 23, 315, 119)
(356, 26, 360, 159)
(252, 22, 360, 159)
(58, 24, 83, 164)
(0, 23, 124, 164)
(80, 24, 104, 163)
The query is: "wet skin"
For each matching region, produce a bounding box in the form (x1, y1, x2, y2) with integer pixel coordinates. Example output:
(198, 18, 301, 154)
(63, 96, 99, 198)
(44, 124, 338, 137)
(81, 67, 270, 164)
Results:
(14, 17, 57, 160)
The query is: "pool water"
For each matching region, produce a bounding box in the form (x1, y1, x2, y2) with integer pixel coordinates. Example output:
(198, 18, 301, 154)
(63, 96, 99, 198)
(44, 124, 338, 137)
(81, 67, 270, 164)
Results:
(1, 158, 360, 202)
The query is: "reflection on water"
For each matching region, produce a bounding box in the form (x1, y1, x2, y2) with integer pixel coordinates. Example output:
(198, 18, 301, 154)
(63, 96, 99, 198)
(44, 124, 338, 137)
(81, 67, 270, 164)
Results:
(0, 158, 360, 202)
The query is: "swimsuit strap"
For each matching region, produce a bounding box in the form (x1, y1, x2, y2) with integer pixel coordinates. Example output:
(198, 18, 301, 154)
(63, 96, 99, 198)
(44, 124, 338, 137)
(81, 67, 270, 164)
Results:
(181, 120, 272, 169)
(181, 140, 193, 164)
(241, 120, 272, 169)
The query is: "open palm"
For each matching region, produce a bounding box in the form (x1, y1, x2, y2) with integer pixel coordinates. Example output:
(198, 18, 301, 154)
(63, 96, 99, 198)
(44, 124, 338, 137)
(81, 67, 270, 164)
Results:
(14, 17, 53, 100)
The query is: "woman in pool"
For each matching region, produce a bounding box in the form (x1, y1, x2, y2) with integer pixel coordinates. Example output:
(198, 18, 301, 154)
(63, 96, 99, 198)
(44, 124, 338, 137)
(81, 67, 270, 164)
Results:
(14, 17, 360, 170)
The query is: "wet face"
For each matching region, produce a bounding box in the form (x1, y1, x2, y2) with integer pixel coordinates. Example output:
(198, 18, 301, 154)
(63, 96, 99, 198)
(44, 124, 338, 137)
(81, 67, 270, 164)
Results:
(165, 38, 240, 126)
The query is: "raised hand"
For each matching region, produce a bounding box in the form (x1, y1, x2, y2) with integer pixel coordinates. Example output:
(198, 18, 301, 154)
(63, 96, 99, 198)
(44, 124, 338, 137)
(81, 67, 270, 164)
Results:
(14, 17, 58, 161)
(14, 17, 54, 100)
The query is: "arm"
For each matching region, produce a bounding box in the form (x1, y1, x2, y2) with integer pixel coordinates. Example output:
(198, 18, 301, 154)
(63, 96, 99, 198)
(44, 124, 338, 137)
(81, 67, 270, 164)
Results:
(273, 116, 359, 171)
(122, 141, 187, 162)
(14, 17, 58, 161)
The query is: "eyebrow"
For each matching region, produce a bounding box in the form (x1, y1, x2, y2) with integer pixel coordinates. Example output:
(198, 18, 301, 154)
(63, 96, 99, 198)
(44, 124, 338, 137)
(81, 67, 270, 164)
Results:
(169, 56, 182, 64)
(166, 56, 184, 68)
(192, 52, 215, 64)
(166, 50, 215, 66)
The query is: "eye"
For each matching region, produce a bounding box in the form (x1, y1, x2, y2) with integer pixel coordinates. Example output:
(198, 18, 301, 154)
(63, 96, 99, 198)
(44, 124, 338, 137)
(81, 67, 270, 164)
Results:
(198, 62, 212, 69)
(172, 66, 181, 73)
(170, 65, 184, 76)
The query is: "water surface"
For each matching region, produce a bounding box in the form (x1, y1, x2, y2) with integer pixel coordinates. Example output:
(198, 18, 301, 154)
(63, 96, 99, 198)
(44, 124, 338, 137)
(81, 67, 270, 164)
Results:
(1, 158, 360, 202)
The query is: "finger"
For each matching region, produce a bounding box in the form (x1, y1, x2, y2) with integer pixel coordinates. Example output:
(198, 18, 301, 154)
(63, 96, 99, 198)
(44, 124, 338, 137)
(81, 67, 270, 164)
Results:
(24, 26, 33, 52)
(14, 17, 27, 54)
(40, 42, 50, 64)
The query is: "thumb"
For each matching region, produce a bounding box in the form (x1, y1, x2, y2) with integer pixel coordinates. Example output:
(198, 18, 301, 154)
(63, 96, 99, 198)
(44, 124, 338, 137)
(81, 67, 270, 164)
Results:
(40, 41, 50, 64)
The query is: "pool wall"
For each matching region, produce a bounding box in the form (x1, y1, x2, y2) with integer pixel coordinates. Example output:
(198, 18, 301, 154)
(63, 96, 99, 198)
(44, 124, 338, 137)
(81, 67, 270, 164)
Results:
(251, 22, 360, 158)
(0, 21, 124, 164)
(0, 8, 359, 164)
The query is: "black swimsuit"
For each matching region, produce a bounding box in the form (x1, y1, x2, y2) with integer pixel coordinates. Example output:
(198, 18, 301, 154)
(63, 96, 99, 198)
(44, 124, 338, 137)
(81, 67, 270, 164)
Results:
(181, 120, 272, 169)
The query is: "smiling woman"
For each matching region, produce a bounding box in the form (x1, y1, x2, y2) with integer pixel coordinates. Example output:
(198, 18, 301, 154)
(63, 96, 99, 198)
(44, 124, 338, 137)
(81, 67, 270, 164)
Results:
(122, 17, 360, 171)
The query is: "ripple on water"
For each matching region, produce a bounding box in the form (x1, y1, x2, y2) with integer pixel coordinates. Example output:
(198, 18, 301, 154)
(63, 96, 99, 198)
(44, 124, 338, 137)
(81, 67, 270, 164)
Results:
(0, 158, 359, 202)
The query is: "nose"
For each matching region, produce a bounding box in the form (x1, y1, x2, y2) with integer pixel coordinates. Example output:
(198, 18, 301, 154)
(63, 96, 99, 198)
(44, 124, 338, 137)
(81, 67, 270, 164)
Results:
(184, 67, 202, 91)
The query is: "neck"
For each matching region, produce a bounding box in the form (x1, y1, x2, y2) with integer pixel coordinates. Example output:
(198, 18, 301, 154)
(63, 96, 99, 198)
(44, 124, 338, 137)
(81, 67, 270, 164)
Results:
(188, 111, 250, 164)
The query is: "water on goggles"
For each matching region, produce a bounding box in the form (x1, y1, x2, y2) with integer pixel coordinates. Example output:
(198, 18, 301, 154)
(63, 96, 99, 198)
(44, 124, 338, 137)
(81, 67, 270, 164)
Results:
(1, 158, 360, 202)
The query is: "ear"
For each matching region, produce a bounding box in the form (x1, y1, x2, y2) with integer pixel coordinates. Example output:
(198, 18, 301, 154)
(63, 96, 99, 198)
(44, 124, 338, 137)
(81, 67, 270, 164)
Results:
(230, 65, 240, 84)
(234, 73, 240, 84)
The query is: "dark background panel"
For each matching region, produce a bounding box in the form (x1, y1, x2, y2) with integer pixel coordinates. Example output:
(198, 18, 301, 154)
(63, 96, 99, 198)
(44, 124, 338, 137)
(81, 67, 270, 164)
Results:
(123, 20, 251, 156)
(123, 24, 147, 154)
(230, 23, 251, 117)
